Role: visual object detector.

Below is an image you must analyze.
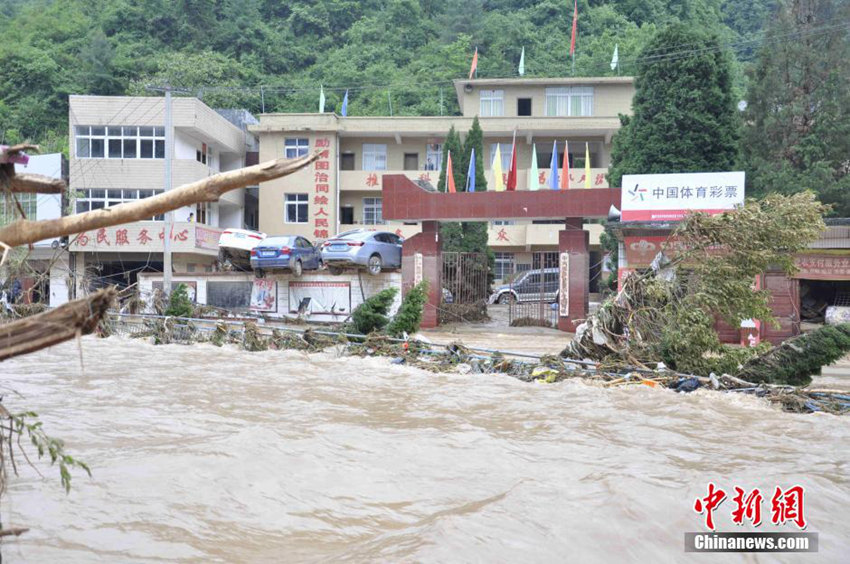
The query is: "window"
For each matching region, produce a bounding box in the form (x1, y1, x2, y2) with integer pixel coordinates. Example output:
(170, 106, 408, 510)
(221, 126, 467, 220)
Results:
(75, 125, 165, 159)
(533, 252, 560, 269)
(196, 143, 212, 165)
(362, 144, 387, 171)
(479, 89, 504, 117)
(0, 193, 37, 226)
(517, 98, 532, 116)
(340, 153, 355, 170)
(489, 144, 512, 169)
(425, 143, 442, 171)
(363, 197, 384, 225)
(285, 138, 309, 159)
(493, 220, 515, 226)
(285, 193, 308, 223)
(494, 252, 514, 280)
(74, 188, 164, 220)
(403, 153, 419, 171)
(545, 87, 594, 117)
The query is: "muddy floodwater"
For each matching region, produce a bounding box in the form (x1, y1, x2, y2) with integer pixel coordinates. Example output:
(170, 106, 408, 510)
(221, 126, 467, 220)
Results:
(2, 337, 849, 562)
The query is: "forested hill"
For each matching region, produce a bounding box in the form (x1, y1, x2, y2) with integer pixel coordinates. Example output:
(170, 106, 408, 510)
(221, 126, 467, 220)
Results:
(0, 0, 774, 151)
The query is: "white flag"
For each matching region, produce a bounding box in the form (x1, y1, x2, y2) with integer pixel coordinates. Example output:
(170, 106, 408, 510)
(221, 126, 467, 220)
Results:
(518, 47, 525, 76)
(319, 85, 325, 113)
(610, 44, 619, 71)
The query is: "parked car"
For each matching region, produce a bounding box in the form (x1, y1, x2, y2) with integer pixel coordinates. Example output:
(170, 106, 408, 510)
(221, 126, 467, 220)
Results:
(321, 229, 403, 275)
(489, 268, 560, 304)
(218, 228, 266, 270)
(250, 235, 322, 276)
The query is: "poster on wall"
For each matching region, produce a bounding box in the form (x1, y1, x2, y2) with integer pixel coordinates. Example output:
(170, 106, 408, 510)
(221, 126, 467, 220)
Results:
(250, 279, 277, 312)
(288, 281, 351, 316)
(621, 171, 745, 222)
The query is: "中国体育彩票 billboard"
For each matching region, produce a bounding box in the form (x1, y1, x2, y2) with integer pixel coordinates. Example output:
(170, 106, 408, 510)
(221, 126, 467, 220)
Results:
(621, 171, 745, 222)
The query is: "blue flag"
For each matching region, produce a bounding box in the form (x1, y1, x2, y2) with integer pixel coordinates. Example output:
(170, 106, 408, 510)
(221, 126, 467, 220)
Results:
(548, 140, 559, 190)
(466, 148, 476, 192)
(341, 90, 349, 117)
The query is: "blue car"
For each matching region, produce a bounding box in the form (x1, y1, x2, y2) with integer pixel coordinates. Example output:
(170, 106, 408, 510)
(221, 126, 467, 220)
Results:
(250, 235, 322, 276)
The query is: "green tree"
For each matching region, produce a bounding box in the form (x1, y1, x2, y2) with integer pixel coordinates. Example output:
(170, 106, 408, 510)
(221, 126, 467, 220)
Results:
(608, 24, 739, 187)
(741, 0, 850, 215)
(351, 287, 398, 334)
(387, 281, 429, 337)
(165, 283, 194, 318)
(461, 116, 487, 192)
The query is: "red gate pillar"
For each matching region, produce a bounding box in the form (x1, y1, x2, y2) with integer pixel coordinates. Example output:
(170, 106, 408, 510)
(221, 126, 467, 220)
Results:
(401, 220, 442, 328)
(558, 218, 590, 333)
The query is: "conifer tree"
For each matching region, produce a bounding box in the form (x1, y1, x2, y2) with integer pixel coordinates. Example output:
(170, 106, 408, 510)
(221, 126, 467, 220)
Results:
(742, 0, 850, 215)
(608, 24, 739, 187)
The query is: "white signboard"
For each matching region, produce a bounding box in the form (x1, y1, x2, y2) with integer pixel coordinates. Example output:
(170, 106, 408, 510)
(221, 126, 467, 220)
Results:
(288, 281, 351, 316)
(559, 253, 570, 317)
(621, 171, 745, 222)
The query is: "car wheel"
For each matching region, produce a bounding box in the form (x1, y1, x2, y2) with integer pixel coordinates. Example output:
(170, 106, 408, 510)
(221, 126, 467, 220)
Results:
(329, 265, 343, 275)
(292, 259, 303, 277)
(498, 293, 515, 305)
(367, 254, 383, 276)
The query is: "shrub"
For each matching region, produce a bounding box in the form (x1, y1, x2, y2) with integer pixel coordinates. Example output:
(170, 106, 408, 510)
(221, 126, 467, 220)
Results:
(351, 287, 398, 334)
(387, 282, 429, 337)
(165, 283, 194, 318)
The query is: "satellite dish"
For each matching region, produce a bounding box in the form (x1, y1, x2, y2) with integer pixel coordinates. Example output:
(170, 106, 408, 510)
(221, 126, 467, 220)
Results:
(608, 205, 621, 222)
(737, 100, 748, 112)
(464, 83, 473, 93)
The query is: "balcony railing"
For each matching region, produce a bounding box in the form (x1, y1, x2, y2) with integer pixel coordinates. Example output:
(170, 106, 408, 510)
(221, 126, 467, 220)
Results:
(340, 168, 609, 191)
(69, 221, 223, 255)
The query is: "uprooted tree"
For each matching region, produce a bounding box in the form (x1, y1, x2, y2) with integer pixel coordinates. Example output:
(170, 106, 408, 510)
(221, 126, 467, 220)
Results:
(562, 191, 834, 385)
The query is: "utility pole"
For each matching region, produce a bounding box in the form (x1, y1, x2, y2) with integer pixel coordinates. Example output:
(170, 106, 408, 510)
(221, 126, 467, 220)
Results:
(163, 86, 174, 297)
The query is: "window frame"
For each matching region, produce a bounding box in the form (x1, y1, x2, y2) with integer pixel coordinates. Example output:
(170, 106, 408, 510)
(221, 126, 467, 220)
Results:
(75, 125, 165, 160)
(362, 196, 384, 225)
(74, 188, 164, 220)
(544, 86, 594, 117)
(284, 193, 309, 224)
(479, 89, 504, 117)
(362, 144, 387, 171)
(284, 138, 310, 159)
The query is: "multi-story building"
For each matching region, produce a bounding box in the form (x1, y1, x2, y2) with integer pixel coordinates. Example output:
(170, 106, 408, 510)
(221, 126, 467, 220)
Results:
(251, 76, 634, 284)
(67, 96, 258, 296)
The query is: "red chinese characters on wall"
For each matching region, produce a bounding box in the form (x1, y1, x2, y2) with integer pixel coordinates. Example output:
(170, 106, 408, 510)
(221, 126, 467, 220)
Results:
(313, 138, 332, 240)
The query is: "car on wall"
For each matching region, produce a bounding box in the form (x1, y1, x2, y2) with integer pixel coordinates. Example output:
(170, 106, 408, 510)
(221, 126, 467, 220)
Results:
(321, 229, 403, 275)
(218, 228, 266, 270)
(488, 268, 560, 304)
(250, 235, 322, 277)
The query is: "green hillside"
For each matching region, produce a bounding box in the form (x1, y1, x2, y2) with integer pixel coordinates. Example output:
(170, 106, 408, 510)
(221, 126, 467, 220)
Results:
(0, 0, 775, 152)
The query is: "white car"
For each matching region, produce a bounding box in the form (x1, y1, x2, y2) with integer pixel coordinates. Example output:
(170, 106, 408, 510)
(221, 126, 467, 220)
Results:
(218, 228, 266, 270)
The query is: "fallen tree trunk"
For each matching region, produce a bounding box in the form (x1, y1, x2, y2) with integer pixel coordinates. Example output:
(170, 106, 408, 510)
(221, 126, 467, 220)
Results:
(0, 151, 320, 249)
(0, 288, 116, 362)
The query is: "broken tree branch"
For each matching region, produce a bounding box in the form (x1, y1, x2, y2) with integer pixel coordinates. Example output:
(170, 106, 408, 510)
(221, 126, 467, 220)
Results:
(4, 172, 65, 194)
(0, 150, 320, 249)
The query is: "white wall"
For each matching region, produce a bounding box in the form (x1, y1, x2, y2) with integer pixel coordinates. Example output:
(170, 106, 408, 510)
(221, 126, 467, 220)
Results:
(15, 154, 63, 247)
(49, 254, 71, 306)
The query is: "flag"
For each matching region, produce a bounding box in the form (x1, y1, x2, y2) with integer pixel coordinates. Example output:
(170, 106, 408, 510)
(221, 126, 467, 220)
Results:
(446, 150, 457, 193)
(610, 44, 619, 71)
(466, 147, 476, 192)
(570, 0, 578, 57)
(529, 143, 539, 190)
(341, 90, 349, 117)
(585, 142, 591, 188)
(492, 143, 505, 192)
(560, 140, 570, 190)
(518, 47, 525, 76)
(469, 47, 479, 79)
(319, 85, 325, 113)
(548, 140, 559, 190)
(506, 132, 518, 191)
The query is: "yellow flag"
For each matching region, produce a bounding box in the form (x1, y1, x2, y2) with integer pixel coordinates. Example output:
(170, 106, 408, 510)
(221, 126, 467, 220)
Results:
(584, 142, 591, 189)
(493, 144, 505, 192)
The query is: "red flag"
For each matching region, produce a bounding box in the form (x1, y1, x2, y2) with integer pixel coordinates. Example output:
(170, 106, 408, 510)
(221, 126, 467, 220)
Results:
(560, 141, 570, 190)
(570, 0, 578, 56)
(446, 150, 457, 193)
(468, 47, 479, 79)
(506, 136, 518, 191)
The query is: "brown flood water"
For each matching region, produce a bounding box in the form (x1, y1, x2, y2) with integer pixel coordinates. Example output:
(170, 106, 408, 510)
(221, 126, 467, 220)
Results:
(1, 336, 849, 562)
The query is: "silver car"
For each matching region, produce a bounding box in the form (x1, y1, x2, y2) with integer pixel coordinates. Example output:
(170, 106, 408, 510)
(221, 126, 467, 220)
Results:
(321, 230, 403, 275)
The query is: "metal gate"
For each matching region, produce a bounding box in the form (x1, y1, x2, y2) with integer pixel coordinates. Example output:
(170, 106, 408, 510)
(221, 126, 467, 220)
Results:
(507, 252, 559, 327)
(440, 252, 489, 323)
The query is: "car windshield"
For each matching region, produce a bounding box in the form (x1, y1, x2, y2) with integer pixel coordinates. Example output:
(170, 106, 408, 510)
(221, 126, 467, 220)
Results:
(262, 236, 296, 247)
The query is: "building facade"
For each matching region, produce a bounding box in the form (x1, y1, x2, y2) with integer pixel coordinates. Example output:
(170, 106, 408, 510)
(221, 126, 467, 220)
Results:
(67, 96, 258, 296)
(251, 76, 634, 284)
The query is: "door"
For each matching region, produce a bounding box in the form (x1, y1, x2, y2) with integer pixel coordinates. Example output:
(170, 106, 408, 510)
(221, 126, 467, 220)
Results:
(544, 271, 559, 301)
(518, 272, 541, 302)
(387, 233, 403, 267)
